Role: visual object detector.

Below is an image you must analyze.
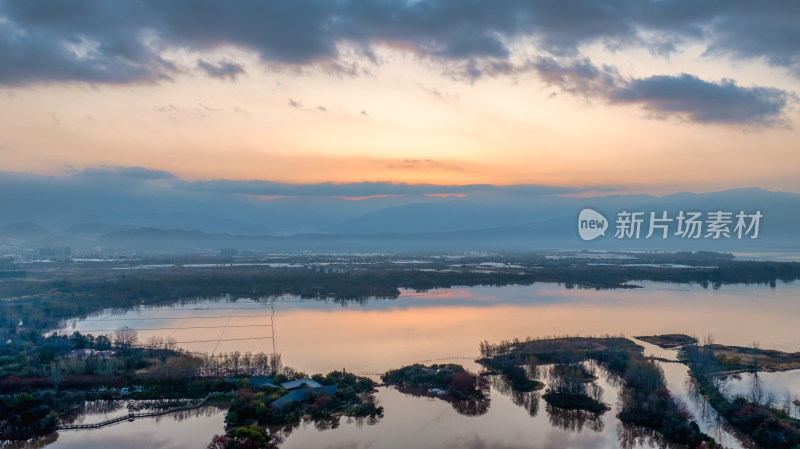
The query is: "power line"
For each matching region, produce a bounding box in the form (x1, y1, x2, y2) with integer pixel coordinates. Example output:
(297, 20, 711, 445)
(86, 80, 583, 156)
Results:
(211, 301, 238, 355)
(42, 298, 280, 357)
(78, 314, 273, 321)
(58, 324, 274, 333)
(140, 336, 276, 345)
(94, 306, 276, 311)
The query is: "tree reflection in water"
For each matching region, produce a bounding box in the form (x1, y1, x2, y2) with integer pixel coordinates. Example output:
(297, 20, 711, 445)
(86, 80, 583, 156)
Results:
(489, 374, 539, 418)
(391, 385, 490, 417)
(269, 410, 382, 442)
(58, 399, 123, 426)
(492, 366, 605, 433)
(450, 394, 491, 416)
(617, 422, 678, 449)
(685, 373, 728, 429)
(683, 370, 757, 448)
(313, 416, 340, 431)
(166, 405, 226, 423)
(545, 403, 604, 433)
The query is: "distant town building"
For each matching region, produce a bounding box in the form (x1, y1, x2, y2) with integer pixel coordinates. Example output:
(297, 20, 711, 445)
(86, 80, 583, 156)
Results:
(219, 248, 238, 257)
(39, 247, 72, 259)
(91, 246, 122, 258)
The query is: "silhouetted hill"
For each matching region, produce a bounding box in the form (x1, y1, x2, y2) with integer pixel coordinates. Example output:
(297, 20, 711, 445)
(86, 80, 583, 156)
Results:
(63, 222, 134, 239)
(1, 169, 798, 253)
(0, 222, 50, 239)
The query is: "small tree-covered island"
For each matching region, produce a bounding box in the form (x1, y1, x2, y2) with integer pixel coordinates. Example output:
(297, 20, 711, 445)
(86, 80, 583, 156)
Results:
(479, 336, 726, 448)
(224, 371, 382, 426)
(381, 363, 487, 399)
(3, 331, 800, 448)
(210, 370, 383, 449)
(2, 267, 800, 449)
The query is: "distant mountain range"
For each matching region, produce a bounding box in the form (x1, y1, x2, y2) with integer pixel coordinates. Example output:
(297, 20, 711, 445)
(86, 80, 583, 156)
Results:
(1, 170, 798, 253)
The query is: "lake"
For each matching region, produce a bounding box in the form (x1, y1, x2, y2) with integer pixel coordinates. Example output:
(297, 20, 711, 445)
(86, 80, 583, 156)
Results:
(45, 280, 800, 449)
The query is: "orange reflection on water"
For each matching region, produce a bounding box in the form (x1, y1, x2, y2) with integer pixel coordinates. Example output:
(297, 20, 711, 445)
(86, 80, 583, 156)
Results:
(66, 283, 800, 377)
(272, 284, 800, 375)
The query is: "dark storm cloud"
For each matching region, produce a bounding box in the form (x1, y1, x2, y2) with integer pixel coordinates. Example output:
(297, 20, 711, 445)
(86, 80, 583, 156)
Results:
(613, 74, 791, 126)
(2, 0, 799, 84)
(197, 59, 245, 80)
(0, 0, 797, 126)
(534, 57, 792, 126)
(639, 0, 800, 76)
(0, 0, 176, 85)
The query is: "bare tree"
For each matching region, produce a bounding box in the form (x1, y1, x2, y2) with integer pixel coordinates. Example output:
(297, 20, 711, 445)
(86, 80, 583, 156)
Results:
(751, 340, 760, 372)
(782, 390, 793, 415)
(255, 353, 269, 375)
(748, 373, 764, 404)
(589, 382, 604, 402)
(526, 356, 541, 381)
(146, 336, 164, 350)
(242, 352, 253, 376)
(269, 353, 283, 375)
(701, 334, 716, 371)
(231, 351, 241, 376)
(114, 326, 138, 349)
(794, 396, 800, 418)
(711, 372, 731, 394)
(763, 390, 776, 409)
(164, 336, 178, 351)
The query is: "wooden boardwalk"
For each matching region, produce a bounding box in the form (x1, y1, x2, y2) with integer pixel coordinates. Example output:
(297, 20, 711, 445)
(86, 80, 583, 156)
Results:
(57, 394, 212, 431)
(644, 355, 684, 364)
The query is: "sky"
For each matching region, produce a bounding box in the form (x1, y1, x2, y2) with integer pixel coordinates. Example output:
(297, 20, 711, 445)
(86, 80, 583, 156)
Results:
(0, 0, 799, 195)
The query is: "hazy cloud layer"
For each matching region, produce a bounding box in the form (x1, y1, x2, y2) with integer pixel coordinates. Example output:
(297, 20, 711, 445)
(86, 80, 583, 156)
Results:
(1, 166, 582, 198)
(2, 168, 797, 248)
(0, 167, 591, 235)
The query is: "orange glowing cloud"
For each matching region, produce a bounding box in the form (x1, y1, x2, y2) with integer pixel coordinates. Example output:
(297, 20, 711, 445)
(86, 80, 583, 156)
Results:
(329, 194, 406, 201)
(243, 194, 296, 201)
(425, 193, 466, 198)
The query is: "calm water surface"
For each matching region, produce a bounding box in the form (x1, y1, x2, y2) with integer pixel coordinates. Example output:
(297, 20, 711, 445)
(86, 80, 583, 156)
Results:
(46, 281, 799, 448)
